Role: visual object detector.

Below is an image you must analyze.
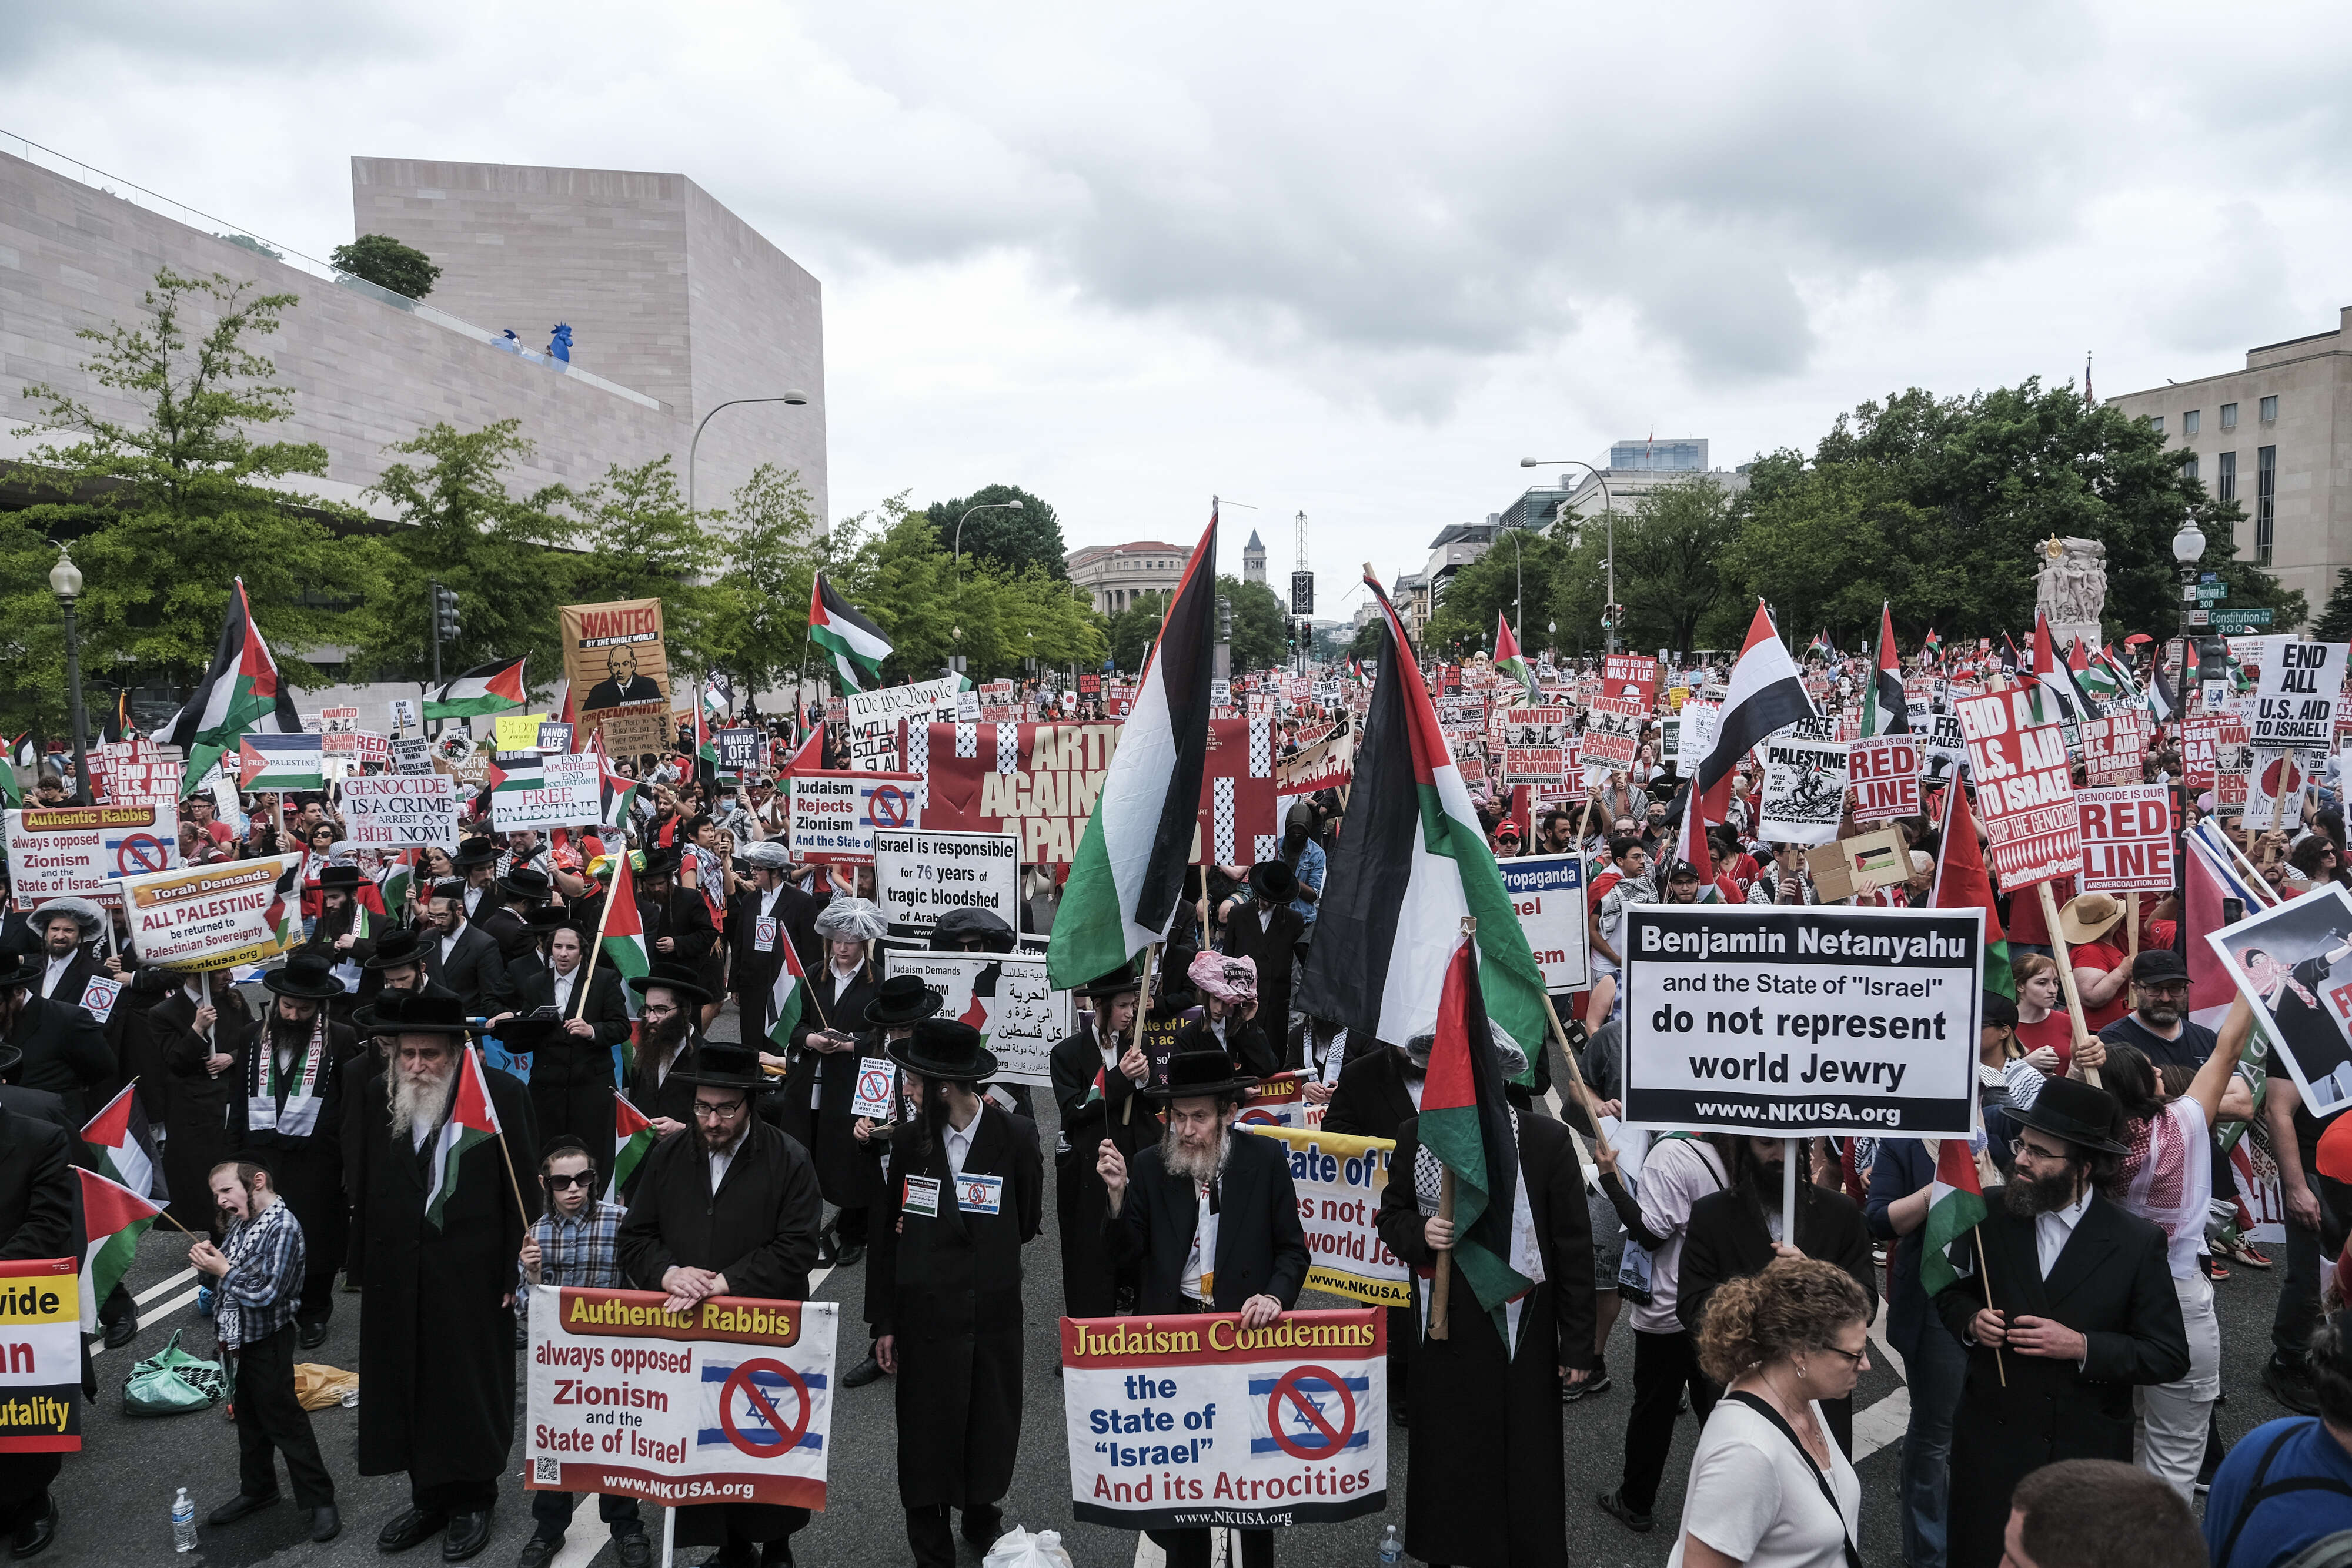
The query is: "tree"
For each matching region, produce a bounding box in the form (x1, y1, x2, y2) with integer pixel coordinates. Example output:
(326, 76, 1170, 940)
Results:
(564, 455, 723, 671)
(704, 464, 826, 701)
(332, 234, 441, 301)
(1347, 619, 1384, 663)
(923, 484, 1069, 578)
(1220, 576, 1288, 671)
(11, 268, 387, 732)
(2313, 569, 2352, 642)
(1425, 525, 1573, 658)
(1106, 592, 1169, 672)
(355, 420, 573, 692)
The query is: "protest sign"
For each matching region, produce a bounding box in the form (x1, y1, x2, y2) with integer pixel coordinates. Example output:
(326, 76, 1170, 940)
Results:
(872, 829, 1020, 931)
(2206, 884, 2352, 1118)
(2074, 784, 2175, 894)
(340, 774, 460, 850)
(2252, 641, 2349, 750)
(1061, 1309, 1387, 1532)
(2182, 715, 2223, 787)
(789, 771, 923, 865)
(1274, 729, 1352, 797)
(1955, 688, 2080, 888)
(1758, 736, 1849, 846)
(1602, 653, 1660, 708)
(716, 728, 764, 773)
(5, 806, 179, 908)
(490, 754, 604, 833)
(2079, 712, 2147, 788)
(1235, 1125, 1407, 1306)
(1581, 696, 1646, 773)
(878, 951, 1066, 1086)
(562, 599, 671, 760)
(1235, 1072, 1325, 1131)
(536, 722, 574, 755)
(1847, 735, 1920, 824)
(94, 742, 180, 808)
(1680, 700, 1719, 767)
(494, 713, 552, 753)
(2247, 748, 2313, 833)
(390, 737, 436, 776)
(390, 697, 421, 734)
(1619, 904, 1980, 1137)
(1500, 852, 1591, 992)
(0, 1259, 79, 1454)
(524, 1288, 836, 1510)
(844, 677, 965, 771)
(119, 854, 299, 970)
(918, 719, 1278, 866)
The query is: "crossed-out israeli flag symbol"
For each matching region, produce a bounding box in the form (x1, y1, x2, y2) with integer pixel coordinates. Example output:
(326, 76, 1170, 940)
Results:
(695, 1360, 829, 1455)
(1244, 1372, 1372, 1455)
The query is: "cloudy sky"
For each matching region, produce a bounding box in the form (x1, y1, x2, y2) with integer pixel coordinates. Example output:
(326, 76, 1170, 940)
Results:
(8, 1, 2348, 607)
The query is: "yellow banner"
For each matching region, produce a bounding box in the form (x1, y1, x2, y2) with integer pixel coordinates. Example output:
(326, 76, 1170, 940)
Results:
(1237, 1124, 1409, 1307)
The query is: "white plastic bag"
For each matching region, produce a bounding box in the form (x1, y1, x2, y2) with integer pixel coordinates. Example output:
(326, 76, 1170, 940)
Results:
(980, 1526, 1075, 1568)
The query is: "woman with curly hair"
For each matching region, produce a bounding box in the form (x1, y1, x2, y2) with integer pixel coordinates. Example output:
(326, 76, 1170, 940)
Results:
(1669, 1256, 1870, 1568)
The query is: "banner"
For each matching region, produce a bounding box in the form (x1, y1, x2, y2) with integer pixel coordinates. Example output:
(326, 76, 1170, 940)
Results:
(120, 854, 299, 971)
(788, 771, 923, 865)
(341, 774, 460, 850)
(562, 599, 672, 760)
(0, 1260, 79, 1453)
(1601, 653, 1660, 708)
(1619, 905, 1981, 1137)
(1847, 735, 1920, 825)
(2251, 641, 2349, 751)
(2074, 784, 2176, 894)
(871, 829, 1020, 932)
(1581, 696, 1645, 773)
(6, 806, 180, 909)
(2206, 885, 2352, 1118)
(1758, 736, 1849, 846)
(1235, 1125, 1407, 1306)
(524, 1288, 836, 1510)
(1274, 730, 1353, 797)
(1500, 852, 1591, 992)
(918, 719, 1278, 866)
(2079, 713, 2147, 788)
(491, 754, 606, 833)
(878, 951, 1067, 1086)
(1061, 1310, 1387, 1532)
(1955, 688, 2080, 888)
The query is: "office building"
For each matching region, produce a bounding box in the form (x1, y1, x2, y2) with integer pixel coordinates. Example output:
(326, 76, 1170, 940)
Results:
(1065, 540, 1192, 614)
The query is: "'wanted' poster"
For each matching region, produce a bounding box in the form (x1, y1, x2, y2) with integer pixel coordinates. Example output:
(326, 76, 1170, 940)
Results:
(560, 599, 671, 761)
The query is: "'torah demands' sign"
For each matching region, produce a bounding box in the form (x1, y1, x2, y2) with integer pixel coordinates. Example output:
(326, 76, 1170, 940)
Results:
(526, 1288, 837, 1510)
(1061, 1310, 1387, 1532)
(1954, 688, 2082, 889)
(1620, 905, 1981, 1138)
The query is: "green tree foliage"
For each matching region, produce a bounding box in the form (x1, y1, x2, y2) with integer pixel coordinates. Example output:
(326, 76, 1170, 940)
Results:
(1106, 591, 1169, 672)
(704, 464, 826, 700)
(1612, 479, 1743, 654)
(356, 420, 572, 691)
(1425, 525, 1573, 657)
(1221, 576, 1288, 671)
(1347, 618, 1384, 663)
(922, 484, 1068, 578)
(2313, 569, 2352, 643)
(564, 455, 723, 671)
(10, 268, 388, 733)
(332, 234, 441, 301)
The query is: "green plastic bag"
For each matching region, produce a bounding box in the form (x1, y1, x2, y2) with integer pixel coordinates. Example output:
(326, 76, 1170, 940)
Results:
(123, 1329, 227, 1416)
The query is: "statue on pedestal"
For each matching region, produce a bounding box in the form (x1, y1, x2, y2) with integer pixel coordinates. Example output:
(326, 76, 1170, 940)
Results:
(2034, 536, 2107, 651)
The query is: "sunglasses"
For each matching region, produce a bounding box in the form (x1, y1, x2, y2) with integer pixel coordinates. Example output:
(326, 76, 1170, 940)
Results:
(543, 1171, 596, 1191)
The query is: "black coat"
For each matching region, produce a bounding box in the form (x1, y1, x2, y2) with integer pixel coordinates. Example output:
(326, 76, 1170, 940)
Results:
(0, 1108, 74, 1261)
(151, 988, 258, 1232)
(864, 1105, 1044, 1509)
(1321, 1046, 1416, 1140)
(1104, 1124, 1309, 1313)
(514, 967, 633, 1171)
(626, 1033, 705, 1130)
(422, 922, 512, 1016)
(1932, 1192, 2190, 1568)
(31, 951, 101, 1011)
(1377, 1113, 1595, 1568)
(1221, 900, 1306, 1059)
(1677, 1177, 1879, 1335)
(230, 1018, 354, 1283)
(776, 965, 884, 1209)
(1048, 1023, 1153, 1317)
(1171, 1015, 1279, 1081)
(725, 884, 823, 1039)
(617, 1118, 823, 1548)
(640, 889, 719, 997)
(350, 1061, 537, 1489)
(6, 992, 113, 1127)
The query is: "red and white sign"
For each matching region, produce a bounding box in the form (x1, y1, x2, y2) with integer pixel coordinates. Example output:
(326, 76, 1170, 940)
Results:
(1581, 697, 1646, 773)
(1847, 734, 1922, 824)
(1601, 654, 1660, 710)
(2079, 713, 2147, 788)
(1955, 689, 2081, 888)
(2075, 784, 2176, 894)
(788, 771, 923, 865)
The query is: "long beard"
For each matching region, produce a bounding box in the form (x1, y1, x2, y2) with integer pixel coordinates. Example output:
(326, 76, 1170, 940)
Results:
(2003, 1164, 2082, 1218)
(270, 1014, 317, 1050)
(387, 1063, 457, 1140)
(645, 1011, 691, 1061)
(1161, 1119, 1229, 1184)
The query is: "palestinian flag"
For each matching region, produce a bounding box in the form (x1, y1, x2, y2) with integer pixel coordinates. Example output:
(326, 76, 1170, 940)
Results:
(162, 577, 305, 790)
(425, 1046, 503, 1229)
(1048, 512, 1219, 988)
(1860, 603, 1910, 737)
(767, 931, 810, 1051)
(609, 1091, 657, 1202)
(379, 851, 416, 921)
(809, 573, 893, 693)
(2028, 611, 2089, 728)
(2077, 642, 2125, 710)
(1493, 613, 1539, 704)
(238, 733, 324, 791)
(1415, 932, 1534, 1335)
(693, 684, 718, 768)
(1930, 778, 2012, 999)
(264, 854, 305, 954)
(424, 656, 528, 720)
(1921, 628, 1942, 666)
(10, 734, 30, 770)
(80, 1085, 157, 1199)
(76, 1168, 162, 1333)
(1291, 571, 1552, 1072)
(1692, 602, 1818, 827)
(778, 725, 822, 777)
(596, 852, 652, 1016)
(1919, 1135, 1989, 1296)
(486, 751, 544, 797)
(957, 963, 1001, 1044)
(1805, 631, 1835, 663)
(0, 747, 19, 809)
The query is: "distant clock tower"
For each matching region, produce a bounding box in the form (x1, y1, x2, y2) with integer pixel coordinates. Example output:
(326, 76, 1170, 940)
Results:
(1242, 530, 1266, 585)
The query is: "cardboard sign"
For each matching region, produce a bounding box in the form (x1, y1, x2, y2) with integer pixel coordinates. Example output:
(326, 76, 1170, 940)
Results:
(1274, 729, 1353, 796)
(1847, 735, 1921, 824)
(340, 774, 461, 850)
(2252, 641, 2350, 750)
(871, 828, 1020, 931)
(1500, 852, 1590, 993)
(789, 771, 923, 865)
(878, 951, 1067, 1086)
(843, 678, 967, 774)
(524, 1289, 837, 1510)
(6, 806, 180, 909)
(1955, 689, 2082, 888)
(562, 599, 672, 760)
(1758, 737, 1850, 846)
(1234, 1125, 1407, 1306)
(119, 854, 300, 970)
(2075, 784, 2176, 894)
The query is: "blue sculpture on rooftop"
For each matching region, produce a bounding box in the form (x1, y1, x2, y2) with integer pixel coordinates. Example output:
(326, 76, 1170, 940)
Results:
(547, 324, 573, 363)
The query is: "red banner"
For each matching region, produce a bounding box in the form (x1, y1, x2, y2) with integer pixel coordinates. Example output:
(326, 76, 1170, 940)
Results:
(1956, 690, 2081, 888)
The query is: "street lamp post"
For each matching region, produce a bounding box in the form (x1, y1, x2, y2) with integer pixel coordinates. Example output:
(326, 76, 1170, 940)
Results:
(2170, 517, 2206, 955)
(1521, 458, 1615, 654)
(948, 500, 1024, 675)
(49, 547, 92, 807)
(686, 392, 810, 521)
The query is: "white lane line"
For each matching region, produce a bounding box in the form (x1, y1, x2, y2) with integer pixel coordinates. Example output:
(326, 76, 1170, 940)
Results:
(135, 1267, 197, 1306)
(92, 1286, 202, 1359)
(1851, 1386, 1912, 1463)
(1133, 1536, 1166, 1567)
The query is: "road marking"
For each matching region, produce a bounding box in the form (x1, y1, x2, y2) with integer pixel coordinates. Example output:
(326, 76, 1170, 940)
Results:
(135, 1267, 197, 1306)
(91, 1286, 201, 1359)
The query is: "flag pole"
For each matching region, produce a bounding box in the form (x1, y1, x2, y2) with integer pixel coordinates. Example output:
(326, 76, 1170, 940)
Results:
(2036, 880, 2102, 1088)
(473, 1045, 536, 1230)
(1121, 944, 1158, 1125)
(1536, 990, 1613, 1161)
(574, 862, 623, 1021)
(1971, 1223, 2007, 1388)
(1429, 915, 1477, 1342)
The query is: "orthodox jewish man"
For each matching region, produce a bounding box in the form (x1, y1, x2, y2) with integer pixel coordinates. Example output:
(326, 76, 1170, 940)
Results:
(496, 919, 633, 1171)
(864, 1018, 1044, 1567)
(295, 866, 377, 1025)
(618, 1038, 823, 1568)
(837, 974, 943, 1389)
(350, 992, 537, 1563)
(1097, 1048, 1311, 1568)
(1048, 965, 1150, 1319)
(1932, 1076, 2189, 1568)
(777, 897, 886, 1267)
(234, 954, 353, 1348)
(727, 841, 822, 1047)
(625, 962, 713, 1138)
(1375, 1028, 1596, 1568)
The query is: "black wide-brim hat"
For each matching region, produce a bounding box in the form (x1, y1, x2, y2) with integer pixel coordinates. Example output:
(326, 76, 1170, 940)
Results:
(449, 836, 501, 869)
(487, 1008, 570, 1044)
(638, 847, 683, 880)
(1075, 962, 1143, 999)
(1248, 860, 1297, 903)
(361, 928, 432, 971)
(263, 954, 346, 1001)
(2014, 1075, 2129, 1156)
(522, 905, 577, 934)
(318, 866, 365, 893)
(864, 974, 943, 1028)
(628, 961, 713, 1008)
(496, 865, 554, 902)
(673, 1039, 780, 1093)
(1144, 1047, 1258, 1103)
(887, 1018, 998, 1084)
(353, 991, 474, 1038)
(930, 906, 1014, 953)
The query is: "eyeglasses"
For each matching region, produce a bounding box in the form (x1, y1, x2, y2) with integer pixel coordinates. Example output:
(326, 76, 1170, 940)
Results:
(1812, 1342, 1868, 1369)
(692, 1100, 749, 1121)
(2134, 981, 2190, 997)
(2014, 1138, 2073, 1165)
(543, 1171, 595, 1191)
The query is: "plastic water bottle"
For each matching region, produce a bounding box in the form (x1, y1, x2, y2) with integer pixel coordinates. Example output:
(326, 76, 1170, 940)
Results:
(171, 1489, 196, 1553)
(1375, 1523, 1403, 1563)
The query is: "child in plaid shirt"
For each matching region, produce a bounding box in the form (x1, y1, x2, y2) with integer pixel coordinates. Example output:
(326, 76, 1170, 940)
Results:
(517, 1136, 649, 1568)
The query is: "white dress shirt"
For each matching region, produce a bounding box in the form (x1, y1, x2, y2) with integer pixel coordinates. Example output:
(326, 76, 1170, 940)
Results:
(941, 1108, 980, 1181)
(552, 968, 577, 1016)
(2034, 1188, 2092, 1279)
(40, 952, 72, 999)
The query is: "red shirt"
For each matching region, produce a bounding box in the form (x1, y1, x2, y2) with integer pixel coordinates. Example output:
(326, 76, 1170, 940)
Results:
(2016, 1011, 2076, 1074)
(2003, 875, 2076, 947)
(2066, 941, 2130, 1032)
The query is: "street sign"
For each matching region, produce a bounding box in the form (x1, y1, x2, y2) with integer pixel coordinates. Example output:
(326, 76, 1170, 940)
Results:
(2213, 609, 2276, 630)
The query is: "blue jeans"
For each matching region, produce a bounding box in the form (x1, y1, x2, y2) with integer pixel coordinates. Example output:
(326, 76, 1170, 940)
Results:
(1900, 1320, 1969, 1568)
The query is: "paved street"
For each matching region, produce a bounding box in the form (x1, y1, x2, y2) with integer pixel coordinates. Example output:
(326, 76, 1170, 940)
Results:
(41, 1012, 2303, 1567)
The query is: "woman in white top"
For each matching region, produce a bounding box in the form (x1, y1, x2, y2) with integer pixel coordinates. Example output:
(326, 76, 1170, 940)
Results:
(1670, 1256, 1870, 1568)
(2097, 995, 2254, 1498)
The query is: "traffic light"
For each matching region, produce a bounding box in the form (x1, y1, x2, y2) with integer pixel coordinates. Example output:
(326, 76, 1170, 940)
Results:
(433, 584, 462, 642)
(1285, 618, 1299, 650)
